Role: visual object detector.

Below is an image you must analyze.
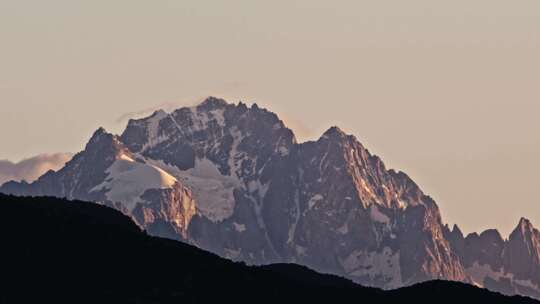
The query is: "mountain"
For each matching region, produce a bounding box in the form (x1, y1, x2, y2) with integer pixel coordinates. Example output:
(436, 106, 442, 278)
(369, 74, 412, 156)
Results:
(2, 97, 539, 298)
(1, 194, 536, 304)
(445, 219, 540, 299)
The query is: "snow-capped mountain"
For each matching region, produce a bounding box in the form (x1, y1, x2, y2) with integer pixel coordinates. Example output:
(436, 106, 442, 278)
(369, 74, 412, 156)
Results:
(2, 97, 539, 298)
(0, 127, 196, 239)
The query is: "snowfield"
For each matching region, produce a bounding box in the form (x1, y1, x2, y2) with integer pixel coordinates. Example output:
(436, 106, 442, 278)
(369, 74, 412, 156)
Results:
(91, 154, 177, 211)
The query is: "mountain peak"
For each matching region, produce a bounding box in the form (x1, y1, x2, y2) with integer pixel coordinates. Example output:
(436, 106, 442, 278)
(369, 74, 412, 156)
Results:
(517, 217, 534, 232)
(151, 109, 168, 118)
(321, 126, 347, 140)
(93, 126, 107, 136)
(88, 127, 113, 146)
(198, 96, 229, 109)
(84, 127, 130, 162)
(508, 217, 536, 242)
(452, 224, 464, 237)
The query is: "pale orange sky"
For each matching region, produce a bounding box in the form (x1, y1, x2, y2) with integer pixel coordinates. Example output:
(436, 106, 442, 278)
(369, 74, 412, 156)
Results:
(1, 0, 539, 236)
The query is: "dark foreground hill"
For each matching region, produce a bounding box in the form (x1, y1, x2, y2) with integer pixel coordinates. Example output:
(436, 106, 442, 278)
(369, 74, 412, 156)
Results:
(0, 194, 535, 304)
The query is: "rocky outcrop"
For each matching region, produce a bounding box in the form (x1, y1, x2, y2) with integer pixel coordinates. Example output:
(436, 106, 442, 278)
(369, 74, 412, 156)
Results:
(444, 218, 540, 299)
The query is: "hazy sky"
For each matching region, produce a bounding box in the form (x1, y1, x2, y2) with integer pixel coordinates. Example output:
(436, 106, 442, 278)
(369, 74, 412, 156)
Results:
(1, 0, 539, 236)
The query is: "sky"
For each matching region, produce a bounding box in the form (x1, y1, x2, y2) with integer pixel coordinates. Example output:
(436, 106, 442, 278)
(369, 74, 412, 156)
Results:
(1, 0, 539, 236)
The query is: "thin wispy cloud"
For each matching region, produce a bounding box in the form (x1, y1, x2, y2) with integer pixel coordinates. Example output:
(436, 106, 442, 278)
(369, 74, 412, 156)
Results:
(115, 102, 186, 124)
(114, 96, 216, 124)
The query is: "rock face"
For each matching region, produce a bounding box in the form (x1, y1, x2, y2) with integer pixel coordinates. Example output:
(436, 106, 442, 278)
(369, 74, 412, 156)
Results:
(445, 219, 540, 299)
(1, 97, 539, 297)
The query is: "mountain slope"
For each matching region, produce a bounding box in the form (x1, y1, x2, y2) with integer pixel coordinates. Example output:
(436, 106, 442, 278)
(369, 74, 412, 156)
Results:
(0, 194, 535, 304)
(2, 97, 540, 298)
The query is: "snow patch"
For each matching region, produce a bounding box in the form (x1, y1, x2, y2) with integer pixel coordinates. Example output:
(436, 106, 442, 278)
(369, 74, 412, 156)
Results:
(142, 110, 168, 151)
(370, 205, 390, 224)
(337, 223, 349, 235)
(147, 158, 240, 222)
(91, 155, 177, 211)
(287, 190, 301, 244)
(233, 222, 246, 232)
(295, 245, 307, 257)
(189, 107, 225, 131)
(466, 262, 540, 292)
(467, 262, 508, 287)
(308, 194, 324, 209)
(228, 127, 244, 179)
(278, 146, 290, 156)
(341, 247, 402, 289)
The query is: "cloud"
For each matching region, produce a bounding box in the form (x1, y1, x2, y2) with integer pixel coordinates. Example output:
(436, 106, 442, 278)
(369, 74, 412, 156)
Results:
(115, 102, 180, 124)
(0, 153, 73, 185)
